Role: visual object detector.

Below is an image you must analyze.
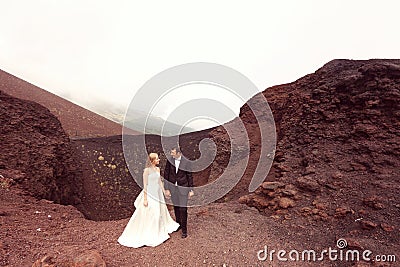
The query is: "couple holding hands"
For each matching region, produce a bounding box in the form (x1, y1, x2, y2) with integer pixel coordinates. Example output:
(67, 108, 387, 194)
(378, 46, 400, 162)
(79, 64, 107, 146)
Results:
(118, 147, 194, 248)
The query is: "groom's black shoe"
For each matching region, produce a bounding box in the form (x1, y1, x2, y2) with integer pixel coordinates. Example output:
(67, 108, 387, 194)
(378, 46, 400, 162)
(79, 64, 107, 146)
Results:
(181, 232, 187, 238)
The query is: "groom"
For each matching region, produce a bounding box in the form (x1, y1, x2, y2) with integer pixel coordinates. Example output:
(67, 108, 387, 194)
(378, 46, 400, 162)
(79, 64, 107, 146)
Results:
(163, 147, 194, 238)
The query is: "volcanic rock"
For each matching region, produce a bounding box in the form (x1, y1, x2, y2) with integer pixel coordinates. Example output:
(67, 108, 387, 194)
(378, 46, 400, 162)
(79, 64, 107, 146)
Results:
(0, 91, 82, 205)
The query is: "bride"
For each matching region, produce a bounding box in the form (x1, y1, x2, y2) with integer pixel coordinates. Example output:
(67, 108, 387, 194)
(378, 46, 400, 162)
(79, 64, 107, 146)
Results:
(118, 153, 179, 248)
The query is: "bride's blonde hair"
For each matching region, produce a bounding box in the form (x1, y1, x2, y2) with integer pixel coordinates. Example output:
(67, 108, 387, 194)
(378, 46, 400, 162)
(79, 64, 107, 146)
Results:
(145, 153, 158, 168)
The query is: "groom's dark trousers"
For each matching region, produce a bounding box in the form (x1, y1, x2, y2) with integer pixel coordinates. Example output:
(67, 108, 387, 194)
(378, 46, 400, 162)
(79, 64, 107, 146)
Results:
(163, 157, 193, 235)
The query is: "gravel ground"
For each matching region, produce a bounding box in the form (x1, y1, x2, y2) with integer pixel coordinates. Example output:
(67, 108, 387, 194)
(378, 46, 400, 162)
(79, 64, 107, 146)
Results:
(2, 188, 397, 267)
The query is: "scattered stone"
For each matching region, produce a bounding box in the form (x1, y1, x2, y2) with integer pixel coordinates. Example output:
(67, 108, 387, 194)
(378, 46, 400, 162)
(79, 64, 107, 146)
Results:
(283, 215, 291, 220)
(335, 207, 354, 217)
(311, 208, 319, 215)
(312, 199, 328, 210)
(350, 162, 367, 171)
(360, 220, 378, 230)
(266, 191, 276, 198)
(254, 195, 274, 209)
(73, 250, 106, 267)
(345, 238, 365, 250)
(261, 181, 285, 190)
(380, 223, 395, 232)
(303, 166, 316, 175)
(363, 196, 385, 209)
(31, 255, 55, 267)
(270, 215, 280, 220)
(238, 195, 251, 204)
(318, 212, 329, 221)
(278, 198, 295, 209)
(331, 171, 343, 179)
(293, 194, 303, 201)
(240, 195, 272, 210)
(281, 189, 297, 197)
(276, 209, 288, 215)
(300, 207, 312, 213)
(296, 176, 320, 192)
(254, 187, 263, 195)
(98, 156, 104, 161)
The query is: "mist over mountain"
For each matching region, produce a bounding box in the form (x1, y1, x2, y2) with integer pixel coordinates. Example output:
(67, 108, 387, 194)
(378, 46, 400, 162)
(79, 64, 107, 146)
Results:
(86, 103, 196, 136)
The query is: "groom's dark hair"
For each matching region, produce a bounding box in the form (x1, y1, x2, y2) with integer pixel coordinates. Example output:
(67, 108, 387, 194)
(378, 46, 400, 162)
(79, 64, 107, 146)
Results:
(171, 146, 181, 153)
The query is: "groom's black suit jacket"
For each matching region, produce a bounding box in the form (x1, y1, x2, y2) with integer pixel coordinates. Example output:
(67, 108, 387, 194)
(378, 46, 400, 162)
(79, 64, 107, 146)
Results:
(163, 157, 193, 195)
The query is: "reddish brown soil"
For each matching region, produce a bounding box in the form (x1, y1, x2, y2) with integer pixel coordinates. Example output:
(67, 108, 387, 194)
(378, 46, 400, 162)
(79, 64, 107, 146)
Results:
(4, 187, 398, 267)
(0, 91, 82, 205)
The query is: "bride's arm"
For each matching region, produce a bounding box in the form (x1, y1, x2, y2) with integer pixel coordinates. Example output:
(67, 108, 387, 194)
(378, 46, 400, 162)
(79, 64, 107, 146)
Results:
(157, 167, 166, 194)
(143, 168, 148, 204)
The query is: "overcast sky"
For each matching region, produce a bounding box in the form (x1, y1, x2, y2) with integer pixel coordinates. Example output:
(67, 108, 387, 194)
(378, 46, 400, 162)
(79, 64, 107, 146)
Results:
(1, 1, 399, 129)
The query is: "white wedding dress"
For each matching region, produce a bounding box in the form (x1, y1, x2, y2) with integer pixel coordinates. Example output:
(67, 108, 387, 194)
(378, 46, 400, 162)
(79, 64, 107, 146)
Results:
(118, 170, 179, 248)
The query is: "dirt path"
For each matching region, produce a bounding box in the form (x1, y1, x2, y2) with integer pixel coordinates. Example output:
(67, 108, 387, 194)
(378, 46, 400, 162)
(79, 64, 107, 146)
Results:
(2, 188, 397, 267)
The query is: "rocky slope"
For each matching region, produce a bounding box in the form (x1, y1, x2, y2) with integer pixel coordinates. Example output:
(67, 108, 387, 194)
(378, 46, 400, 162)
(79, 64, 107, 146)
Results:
(211, 59, 400, 251)
(0, 91, 82, 205)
